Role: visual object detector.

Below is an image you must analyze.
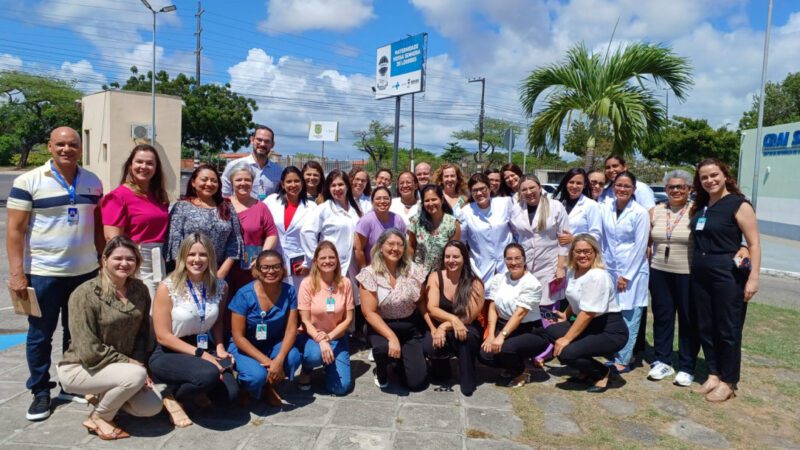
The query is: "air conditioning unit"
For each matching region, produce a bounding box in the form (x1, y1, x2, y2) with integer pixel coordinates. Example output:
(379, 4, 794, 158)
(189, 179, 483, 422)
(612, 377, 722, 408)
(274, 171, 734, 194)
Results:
(131, 123, 152, 140)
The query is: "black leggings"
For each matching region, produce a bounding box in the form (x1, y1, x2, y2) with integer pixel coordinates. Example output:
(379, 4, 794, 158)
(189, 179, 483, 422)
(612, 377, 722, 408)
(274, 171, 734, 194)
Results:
(546, 313, 628, 381)
(479, 319, 549, 376)
(149, 343, 238, 403)
(423, 321, 483, 395)
(369, 315, 428, 391)
(650, 268, 699, 373)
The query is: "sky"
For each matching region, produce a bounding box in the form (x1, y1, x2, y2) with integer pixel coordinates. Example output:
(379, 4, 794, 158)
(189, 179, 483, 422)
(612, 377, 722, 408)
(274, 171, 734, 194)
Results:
(1, 0, 799, 161)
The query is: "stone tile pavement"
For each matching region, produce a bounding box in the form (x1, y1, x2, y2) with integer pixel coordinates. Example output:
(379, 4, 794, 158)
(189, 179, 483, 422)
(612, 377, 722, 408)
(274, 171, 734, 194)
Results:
(0, 334, 531, 449)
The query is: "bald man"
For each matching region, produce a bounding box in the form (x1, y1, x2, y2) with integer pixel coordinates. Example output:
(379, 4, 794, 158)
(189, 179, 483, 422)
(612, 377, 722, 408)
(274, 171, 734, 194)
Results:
(414, 162, 432, 188)
(7, 127, 104, 421)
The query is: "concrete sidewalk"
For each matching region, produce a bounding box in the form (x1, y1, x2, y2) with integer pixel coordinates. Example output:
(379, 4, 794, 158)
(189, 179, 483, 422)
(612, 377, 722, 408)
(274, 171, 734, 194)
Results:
(760, 234, 800, 277)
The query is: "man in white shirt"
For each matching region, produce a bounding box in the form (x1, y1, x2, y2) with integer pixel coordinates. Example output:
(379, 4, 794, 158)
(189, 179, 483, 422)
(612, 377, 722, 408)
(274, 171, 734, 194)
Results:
(221, 125, 283, 200)
(598, 155, 655, 211)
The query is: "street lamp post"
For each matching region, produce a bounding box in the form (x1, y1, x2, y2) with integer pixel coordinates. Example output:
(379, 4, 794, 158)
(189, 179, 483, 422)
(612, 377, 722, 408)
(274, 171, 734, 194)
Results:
(140, 0, 176, 143)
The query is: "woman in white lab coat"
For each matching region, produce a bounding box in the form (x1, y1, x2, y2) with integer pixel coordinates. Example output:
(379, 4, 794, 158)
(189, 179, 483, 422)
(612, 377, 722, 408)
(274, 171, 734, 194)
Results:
(264, 166, 317, 287)
(300, 169, 363, 276)
(553, 168, 603, 244)
(601, 171, 650, 373)
(457, 173, 514, 284)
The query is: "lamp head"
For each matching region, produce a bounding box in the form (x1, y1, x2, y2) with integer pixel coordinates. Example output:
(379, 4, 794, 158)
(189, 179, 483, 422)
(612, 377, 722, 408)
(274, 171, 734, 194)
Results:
(140, 0, 153, 11)
(161, 5, 177, 12)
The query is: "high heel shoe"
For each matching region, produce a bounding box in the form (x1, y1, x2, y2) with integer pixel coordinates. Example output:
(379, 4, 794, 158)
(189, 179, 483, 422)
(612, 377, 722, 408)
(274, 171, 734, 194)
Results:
(693, 377, 719, 395)
(705, 383, 736, 403)
(83, 417, 130, 440)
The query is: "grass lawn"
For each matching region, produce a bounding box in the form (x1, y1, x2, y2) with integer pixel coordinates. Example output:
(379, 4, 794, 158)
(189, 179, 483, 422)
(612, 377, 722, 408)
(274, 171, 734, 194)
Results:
(506, 303, 800, 449)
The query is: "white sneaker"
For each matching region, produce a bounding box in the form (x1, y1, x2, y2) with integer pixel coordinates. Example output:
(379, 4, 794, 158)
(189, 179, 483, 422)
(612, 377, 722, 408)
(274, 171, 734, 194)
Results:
(373, 369, 388, 389)
(647, 362, 675, 381)
(368, 349, 375, 362)
(673, 371, 694, 387)
(57, 389, 88, 404)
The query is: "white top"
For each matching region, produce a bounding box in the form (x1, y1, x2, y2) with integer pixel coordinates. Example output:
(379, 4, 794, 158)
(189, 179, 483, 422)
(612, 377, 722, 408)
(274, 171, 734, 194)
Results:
(163, 278, 226, 338)
(456, 197, 515, 284)
(599, 180, 656, 211)
(389, 197, 420, 227)
(264, 193, 317, 270)
(221, 154, 283, 199)
(564, 268, 620, 315)
(485, 271, 542, 322)
(508, 199, 570, 305)
(567, 195, 603, 242)
(601, 199, 650, 309)
(300, 199, 361, 274)
(358, 194, 373, 215)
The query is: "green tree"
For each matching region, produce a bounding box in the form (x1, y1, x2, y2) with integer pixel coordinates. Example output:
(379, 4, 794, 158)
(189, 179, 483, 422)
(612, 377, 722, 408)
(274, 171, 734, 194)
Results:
(642, 116, 740, 168)
(520, 42, 693, 169)
(106, 66, 257, 156)
(562, 120, 613, 158)
(353, 120, 394, 168)
(0, 71, 82, 167)
(739, 72, 800, 130)
(452, 117, 522, 163)
(440, 141, 470, 163)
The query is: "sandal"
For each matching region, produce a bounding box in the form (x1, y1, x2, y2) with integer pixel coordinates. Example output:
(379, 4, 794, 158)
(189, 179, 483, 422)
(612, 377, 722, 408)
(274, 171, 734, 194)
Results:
(263, 383, 283, 407)
(163, 395, 193, 428)
(83, 417, 130, 441)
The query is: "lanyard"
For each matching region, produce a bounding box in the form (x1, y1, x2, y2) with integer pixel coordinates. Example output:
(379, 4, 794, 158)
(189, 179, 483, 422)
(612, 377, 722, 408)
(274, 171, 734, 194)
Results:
(50, 161, 79, 205)
(186, 280, 207, 330)
(665, 204, 688, 243)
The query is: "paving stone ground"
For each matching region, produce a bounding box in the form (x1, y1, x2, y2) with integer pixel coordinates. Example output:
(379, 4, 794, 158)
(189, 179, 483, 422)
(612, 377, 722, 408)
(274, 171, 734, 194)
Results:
(0, 330, 530, 449)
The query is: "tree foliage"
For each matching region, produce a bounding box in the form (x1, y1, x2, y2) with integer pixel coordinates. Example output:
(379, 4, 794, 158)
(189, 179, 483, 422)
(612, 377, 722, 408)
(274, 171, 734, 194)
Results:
(520, 42, 693, 169)
(642, 116, 740, 168)
(440, 141, 470, 163)
(562, 121, 613, 158)
(739, 72, 800, 130)
(0, 71, 82, 166)
(105, 66, 257, 156)
(452, 117, 522, 163)
(352, 120, 394, 168)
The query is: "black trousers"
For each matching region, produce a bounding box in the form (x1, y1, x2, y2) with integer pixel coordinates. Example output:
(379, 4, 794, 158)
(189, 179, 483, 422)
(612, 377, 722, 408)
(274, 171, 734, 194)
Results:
(478, 319, 549, 376)
(423, 321, 483, 395)
(691, 254, 748, 384)
(650, 268, 699, 373)
(149, 342, 238, 403)
(634, 307, 648, 356)
(369, 314, 428, 391)
(546, 313, 628, 381)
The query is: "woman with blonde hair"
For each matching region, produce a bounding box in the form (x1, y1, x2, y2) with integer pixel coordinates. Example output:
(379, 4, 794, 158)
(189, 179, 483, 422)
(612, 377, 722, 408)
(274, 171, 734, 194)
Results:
(432, 163, 468, 210)
(547, 235, 628, 393)
(295, 241, 354, 395)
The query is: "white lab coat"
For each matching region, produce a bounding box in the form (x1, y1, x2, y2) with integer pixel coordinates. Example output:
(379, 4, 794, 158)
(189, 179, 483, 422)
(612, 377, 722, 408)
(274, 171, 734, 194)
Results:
(457, 197, 514, 284)
(567, 194, 603, 243)
(600, 199, 650, 310)
(389, 197, 420, 227)
(599, 180, 656, 211)
(264, 193, 317, 286)
(358, 194, 373, 215)
(300, 199, 361, 275)
(509, 199, 570, 306)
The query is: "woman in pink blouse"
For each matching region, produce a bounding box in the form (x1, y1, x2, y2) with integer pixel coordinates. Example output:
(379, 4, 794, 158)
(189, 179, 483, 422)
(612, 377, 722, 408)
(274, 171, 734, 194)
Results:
(101, 144, 169, 298)
(357, 229, 428, 392)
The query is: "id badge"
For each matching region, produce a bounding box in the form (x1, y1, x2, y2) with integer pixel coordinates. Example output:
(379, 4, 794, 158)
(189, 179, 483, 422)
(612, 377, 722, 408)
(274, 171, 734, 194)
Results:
(258, 193, 267, 201)
(196, 333, 209, 349)
(695, 217, 706, 231)
(325, 297, 335, 313)
(67, 207, 79, 225)
(255, 323, 267, 341)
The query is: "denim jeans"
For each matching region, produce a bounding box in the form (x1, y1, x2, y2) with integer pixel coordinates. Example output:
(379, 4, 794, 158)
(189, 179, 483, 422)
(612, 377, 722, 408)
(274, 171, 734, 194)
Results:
(297, 335, 352, 396)
(228, 340, 301, 399)
(614, 307, 643, 366)
(26, 271, 96, 397)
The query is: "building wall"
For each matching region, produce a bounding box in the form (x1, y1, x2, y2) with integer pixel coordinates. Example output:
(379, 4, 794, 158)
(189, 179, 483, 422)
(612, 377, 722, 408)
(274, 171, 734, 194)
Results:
(81, 90, 183, 202)
(739, 121, 800, 239)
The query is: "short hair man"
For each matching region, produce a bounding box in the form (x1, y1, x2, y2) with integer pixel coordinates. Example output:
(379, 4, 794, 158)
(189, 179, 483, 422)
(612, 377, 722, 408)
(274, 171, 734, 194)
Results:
(221, 125, 283, 199)
(415, 162, 432, 187)
(6, 127, 104, 421)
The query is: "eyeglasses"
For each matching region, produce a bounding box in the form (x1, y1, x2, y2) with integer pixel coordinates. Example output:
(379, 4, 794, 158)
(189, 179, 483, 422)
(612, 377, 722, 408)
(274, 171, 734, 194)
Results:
(258, 263, 283, 273)
(590, 180, 605, 186)
(666, 184, 689, 191)
(470, 186, 488, 195)
(573, 249, 595, 256)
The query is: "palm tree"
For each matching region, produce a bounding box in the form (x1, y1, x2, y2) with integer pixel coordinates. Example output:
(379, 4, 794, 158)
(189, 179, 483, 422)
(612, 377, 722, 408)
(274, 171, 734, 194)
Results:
(520, 42, 692, 170)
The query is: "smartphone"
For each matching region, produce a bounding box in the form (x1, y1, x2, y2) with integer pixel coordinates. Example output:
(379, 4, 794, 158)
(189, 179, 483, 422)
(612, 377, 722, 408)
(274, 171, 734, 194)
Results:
(218, 357, 233, 371)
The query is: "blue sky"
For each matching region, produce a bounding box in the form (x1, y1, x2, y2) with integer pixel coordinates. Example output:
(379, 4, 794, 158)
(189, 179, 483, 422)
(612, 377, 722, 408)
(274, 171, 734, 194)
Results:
(1, 0, 799, 160)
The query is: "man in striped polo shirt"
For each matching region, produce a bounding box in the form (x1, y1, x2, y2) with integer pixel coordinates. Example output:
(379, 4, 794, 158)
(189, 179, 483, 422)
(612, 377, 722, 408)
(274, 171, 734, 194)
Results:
(6, 127, 105, 421)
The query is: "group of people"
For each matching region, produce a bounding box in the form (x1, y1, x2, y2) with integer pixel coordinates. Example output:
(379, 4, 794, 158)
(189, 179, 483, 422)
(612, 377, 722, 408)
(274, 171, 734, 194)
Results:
(6, 124, 760, 440)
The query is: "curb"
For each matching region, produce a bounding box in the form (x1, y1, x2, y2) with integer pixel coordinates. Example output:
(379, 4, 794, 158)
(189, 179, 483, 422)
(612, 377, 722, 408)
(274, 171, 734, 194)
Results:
(761, 268, 800, 280)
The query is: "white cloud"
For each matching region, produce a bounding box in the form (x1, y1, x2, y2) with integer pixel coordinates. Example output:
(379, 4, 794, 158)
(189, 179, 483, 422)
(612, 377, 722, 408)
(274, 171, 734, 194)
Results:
(0, 53, 23, 71)
(56, 60, 107, 92)
(260, 0, 375, 34)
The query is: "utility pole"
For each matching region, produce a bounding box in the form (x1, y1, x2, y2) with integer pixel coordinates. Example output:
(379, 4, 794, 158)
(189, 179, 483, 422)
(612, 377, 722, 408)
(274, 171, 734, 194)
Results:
(194, 0, 203, 168)
(393, 96, 401, 188)
(194, 1, 203, 86)
(752, 0, 774, 210)
(410, 93, 415, 171)
(469, 77, 486, 164)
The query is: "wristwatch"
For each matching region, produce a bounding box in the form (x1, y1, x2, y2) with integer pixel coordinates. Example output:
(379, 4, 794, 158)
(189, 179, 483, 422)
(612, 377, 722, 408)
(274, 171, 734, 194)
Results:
(195, 348, 205, 358)
(500, 330, 508, 337)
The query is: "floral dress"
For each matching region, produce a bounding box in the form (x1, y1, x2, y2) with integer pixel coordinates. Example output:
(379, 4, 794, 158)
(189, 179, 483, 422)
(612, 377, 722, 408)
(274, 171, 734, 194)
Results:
(408, 213, 458, 274)
(355, 263, 427, 320)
